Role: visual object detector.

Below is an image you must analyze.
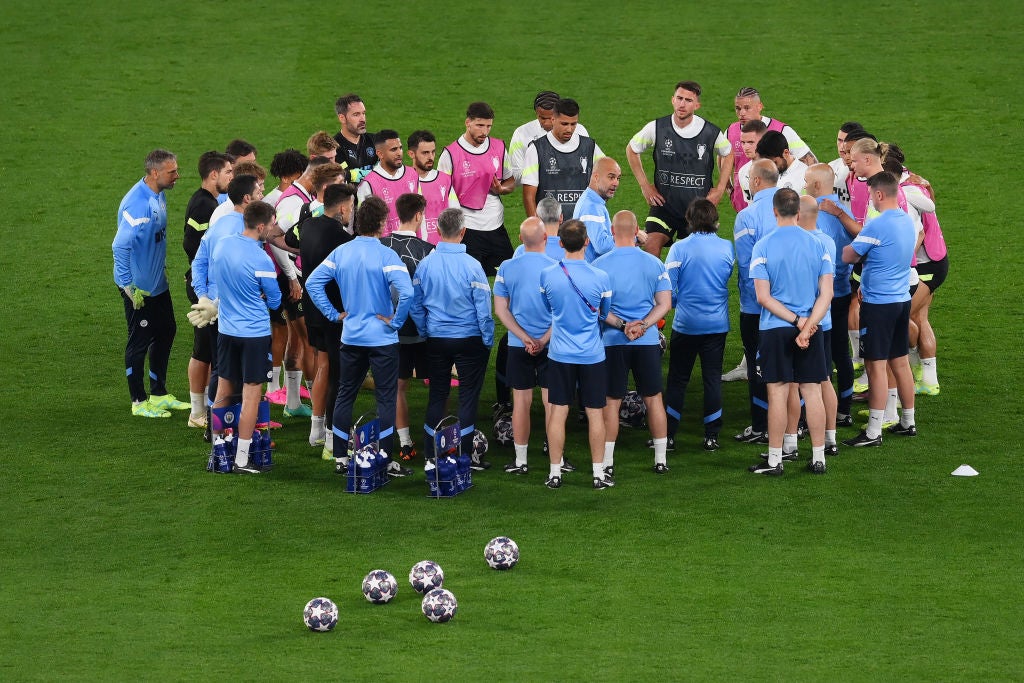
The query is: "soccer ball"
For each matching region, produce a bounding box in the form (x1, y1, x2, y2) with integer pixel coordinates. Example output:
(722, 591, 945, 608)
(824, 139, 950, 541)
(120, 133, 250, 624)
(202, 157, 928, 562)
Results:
(472, 429, 488, 457)
(303, 597, 338, 632)
(484, 536, 519, 570)
(619, 390, 646, 428)
(493, 415, 513, 447)
(409, 560, 445, 594)
(421, 588, 458, 623)
(361, 569, 398, 604)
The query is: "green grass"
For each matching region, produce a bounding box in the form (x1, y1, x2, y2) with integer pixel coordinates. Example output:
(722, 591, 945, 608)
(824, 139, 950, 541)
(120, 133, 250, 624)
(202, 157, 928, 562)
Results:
(2, 1, 1023, 680)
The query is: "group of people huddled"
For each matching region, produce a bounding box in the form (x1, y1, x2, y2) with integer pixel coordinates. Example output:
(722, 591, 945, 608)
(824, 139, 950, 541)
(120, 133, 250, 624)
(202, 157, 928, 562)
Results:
(112, 82, 947, 485)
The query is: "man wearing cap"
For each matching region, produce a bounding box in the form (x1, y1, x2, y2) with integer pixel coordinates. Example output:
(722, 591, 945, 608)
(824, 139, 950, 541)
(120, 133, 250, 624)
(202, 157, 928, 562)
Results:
(509, 91, 591, 185)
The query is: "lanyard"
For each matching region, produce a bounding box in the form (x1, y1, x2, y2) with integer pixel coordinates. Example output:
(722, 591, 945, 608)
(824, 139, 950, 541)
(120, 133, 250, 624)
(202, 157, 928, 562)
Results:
(559, 261, 598, 313)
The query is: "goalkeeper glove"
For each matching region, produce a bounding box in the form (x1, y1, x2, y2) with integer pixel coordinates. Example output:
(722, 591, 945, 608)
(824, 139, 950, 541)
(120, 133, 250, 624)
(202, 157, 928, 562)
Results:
(123, 285, 150, 309)
(187, 296, 219, 328)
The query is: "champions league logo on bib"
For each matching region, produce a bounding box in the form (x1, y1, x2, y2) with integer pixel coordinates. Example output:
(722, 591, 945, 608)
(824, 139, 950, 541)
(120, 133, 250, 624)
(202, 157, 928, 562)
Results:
(548, 157, 558, 172)
(664, 138, 673, 151)
(580, 157, 588, 175)
(462, 159, 474, 176)
(697, 143, 707, 160)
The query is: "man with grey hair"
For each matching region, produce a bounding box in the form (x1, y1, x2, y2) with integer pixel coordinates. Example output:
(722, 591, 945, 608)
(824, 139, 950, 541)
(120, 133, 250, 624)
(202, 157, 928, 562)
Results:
(411, 208, 496, 467)
(113, 149, 190, 418)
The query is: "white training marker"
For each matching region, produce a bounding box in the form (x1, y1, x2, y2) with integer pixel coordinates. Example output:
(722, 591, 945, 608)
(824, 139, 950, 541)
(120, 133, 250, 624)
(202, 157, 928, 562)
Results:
(951, 465, 979, 477)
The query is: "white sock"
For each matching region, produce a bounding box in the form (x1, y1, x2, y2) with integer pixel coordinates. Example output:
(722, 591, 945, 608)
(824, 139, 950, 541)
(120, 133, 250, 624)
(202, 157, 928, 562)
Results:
(767, 447, 782, 467)
(325, 431, 333, 453)
(825, 429, 837, 447)
(549, 463, 561, 479)
(783, 433, 798, 453)
(812, 445, 826, 465)
(901, 408, 916, 428)
(604, 442, 615, 468)
(921, 358, 938, 386)
(592, 462, 606, 478)
(849, 330, 861, 361)
(189, 392, 205, 417)
(268, 366, 282, 393)
(885, 389, 899, 423)
(867, 410, 884, 439)
(309, 416, 325, 446)
(398, 427, 412, 447)
(653, 437, 668, 465)
(909, 346, 921, 368)
(514, 443, 528, 466)
(235, 438, 251, 467)
(285, 370, 302, 409)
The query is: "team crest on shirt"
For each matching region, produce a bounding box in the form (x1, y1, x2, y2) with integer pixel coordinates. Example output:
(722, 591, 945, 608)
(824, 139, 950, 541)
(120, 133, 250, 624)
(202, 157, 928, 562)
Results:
(366, 147, 376, 159)
(697, 143, 707, 160)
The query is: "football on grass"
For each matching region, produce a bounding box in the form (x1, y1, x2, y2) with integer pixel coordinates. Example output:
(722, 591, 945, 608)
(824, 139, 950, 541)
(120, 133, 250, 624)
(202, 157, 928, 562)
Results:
(362, 570, 398, 604)
(409, 560, 445, 594)
(421, 588, 458, 623)
(484, 536, 519, 570)
(303, 597, 338, 632)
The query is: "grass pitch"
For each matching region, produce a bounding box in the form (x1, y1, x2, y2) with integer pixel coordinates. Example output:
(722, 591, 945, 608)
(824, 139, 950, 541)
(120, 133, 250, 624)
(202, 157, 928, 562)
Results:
(2, 1, 1023, 680)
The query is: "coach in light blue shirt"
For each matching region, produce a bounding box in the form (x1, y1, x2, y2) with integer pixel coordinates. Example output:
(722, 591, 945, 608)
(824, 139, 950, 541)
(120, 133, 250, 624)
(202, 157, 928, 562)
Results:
(664, 199, 735, 451)
(411, 208, 495, 465)
(305, 197, 413, 468)
(572, 157, 621, 262)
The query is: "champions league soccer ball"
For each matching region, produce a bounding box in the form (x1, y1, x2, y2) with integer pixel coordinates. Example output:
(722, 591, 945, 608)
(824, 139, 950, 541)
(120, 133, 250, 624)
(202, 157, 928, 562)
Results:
(421, 588, 458, 623)
(472, 429, 489, 457)
(361, 569, 398, 604)
(484, 536, 520, 570)
(619, 390, 646, 428)
(303, 597, 339, 632)
(409, 560, 445, 594)
(493, 415, 513, 447)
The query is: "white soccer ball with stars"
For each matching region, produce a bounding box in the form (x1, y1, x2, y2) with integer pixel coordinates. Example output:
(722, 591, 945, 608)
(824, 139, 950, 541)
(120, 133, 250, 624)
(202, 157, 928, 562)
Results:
(472, 429, 489, 457)
(421, 588, 458, 623)
(303, 597, 338, 632)
(484, 536, 519, 570)
(409, 560, 445, 594)
(361, 569, 398, 604)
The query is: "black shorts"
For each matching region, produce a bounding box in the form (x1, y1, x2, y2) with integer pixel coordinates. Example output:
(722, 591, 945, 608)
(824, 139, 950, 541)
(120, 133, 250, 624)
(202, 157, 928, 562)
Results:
(915, 257, 948, 293)
(217, 333, 272, 385)
(273, 273, 303, 321)
(547, 359, 606, 409)
(191, 320, 217, 365)
(604, 344, 663, 398)
(506, 346, 549, 390)
(757, 327, 828, 384)
(307, 322, 341, 353)
(644, 204, 687, 241)
(399, 340, 429, 380)
(860, 301, 910, 361)
(461, 225, 513, 277)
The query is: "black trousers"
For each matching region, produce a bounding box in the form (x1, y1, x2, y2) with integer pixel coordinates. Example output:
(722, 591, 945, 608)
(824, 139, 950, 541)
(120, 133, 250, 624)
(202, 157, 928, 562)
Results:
(830, 294, 854, 415)
(740, 313, 768, 433)
(665, 331, 727, 438)
(423, 337, 490, 458)
(333, 343, 399, 458)
(120, 287, 176, 403)
(461, 225, 513, 277)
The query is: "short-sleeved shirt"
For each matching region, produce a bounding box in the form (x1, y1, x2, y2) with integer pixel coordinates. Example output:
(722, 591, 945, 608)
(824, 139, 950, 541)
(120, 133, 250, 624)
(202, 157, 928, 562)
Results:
(508, 118, 590, 184)
(493, 251, 556, 347)
(665, 232, 735, 335)
(592, 247, 670, 346)
(852, 209, 916, 304)
(815, 194, 854, 298)
(539, 259, 611, 364)
(749, 225, 834, 330)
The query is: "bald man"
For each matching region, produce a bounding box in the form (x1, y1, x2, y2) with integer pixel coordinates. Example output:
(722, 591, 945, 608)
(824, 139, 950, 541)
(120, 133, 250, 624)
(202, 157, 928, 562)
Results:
(573, 156, 639, 262)
(732, 159, 780, 445)
(513, 196, 565, 260)
(805, 164, 856, 427)
(593, 211, 672, 476)
(493, 217, 558, 474)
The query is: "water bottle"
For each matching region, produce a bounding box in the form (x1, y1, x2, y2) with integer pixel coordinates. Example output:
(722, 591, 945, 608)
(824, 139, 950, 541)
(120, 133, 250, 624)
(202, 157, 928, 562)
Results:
(438, 457, 456, 497)
(425, 460, 439, 497)
(456, 451, 472, 492)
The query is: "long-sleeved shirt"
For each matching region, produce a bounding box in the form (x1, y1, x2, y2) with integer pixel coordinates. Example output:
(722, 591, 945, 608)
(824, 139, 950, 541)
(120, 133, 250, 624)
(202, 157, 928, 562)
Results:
(572, 187, 615, 263)
(733, 186, 779, 314)
(305, 236, 413, 346)
(191, 212, 244, 301)
(410, 242, 494, 347)
(112, 178, 169, 295)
